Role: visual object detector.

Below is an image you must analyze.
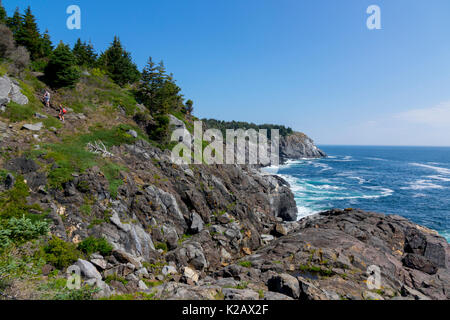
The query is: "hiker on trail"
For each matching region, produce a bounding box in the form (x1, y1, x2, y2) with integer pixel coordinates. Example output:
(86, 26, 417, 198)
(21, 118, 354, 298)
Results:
(58, 104, 66, 122)
(43, 90, 50, 107)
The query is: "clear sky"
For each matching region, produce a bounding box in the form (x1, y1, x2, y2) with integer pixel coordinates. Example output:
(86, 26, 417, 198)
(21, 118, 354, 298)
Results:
(4, 0, 450, 146)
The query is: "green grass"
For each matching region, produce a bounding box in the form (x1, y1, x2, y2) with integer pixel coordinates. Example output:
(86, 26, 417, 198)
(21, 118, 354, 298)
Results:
(104, 274, 128, 286)
(238, 261, 252, 268)
(298, 264, 334, 277)
(42, 125, 135, 190)
(3, 101, 35, 122)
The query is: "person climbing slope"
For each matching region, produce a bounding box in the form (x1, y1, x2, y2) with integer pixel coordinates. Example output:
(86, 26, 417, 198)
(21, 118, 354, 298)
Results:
(58, 104, 66, 122)
(43, 90, 50, 107)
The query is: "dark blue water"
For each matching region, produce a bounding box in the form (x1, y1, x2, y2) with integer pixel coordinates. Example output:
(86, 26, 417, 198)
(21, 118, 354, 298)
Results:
(265, 146, 450, 241)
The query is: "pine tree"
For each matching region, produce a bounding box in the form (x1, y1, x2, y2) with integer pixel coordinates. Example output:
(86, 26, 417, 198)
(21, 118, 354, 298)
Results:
(14, 7, 41, 59)
(44, 42, 80, 88)
(6, 7, 22, 35)
(0, 1, 7, 24)
(98, 36, 140, 86)
(72, 38, 97, 67)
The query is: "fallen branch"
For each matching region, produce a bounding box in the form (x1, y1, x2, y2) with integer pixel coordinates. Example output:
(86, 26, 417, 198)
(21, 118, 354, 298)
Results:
(86, 140, 114, 158)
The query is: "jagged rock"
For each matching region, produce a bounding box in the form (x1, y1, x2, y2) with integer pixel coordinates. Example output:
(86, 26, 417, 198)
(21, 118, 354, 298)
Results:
(402, 253, 437, 275)
(168, 114, 185, 129)
(112, 250, 142, 269)
(222, 288, 259, 300)
(162, 265, 178, 276)
(183, 266, 199, 283)
(189, 211, 204, 234)
(126, 273, 139, 282)
(90, 258, 108, 270)
(0, 75, 28, 106)
(167, 241, 209, 271)
(135, 267, 149, 279)
(75, 259, 102, 280)
(22, 122, 43, 131)
(138, 280, 149, 291)
(267, 273, 300, 299)
(279, 132, 326, 161)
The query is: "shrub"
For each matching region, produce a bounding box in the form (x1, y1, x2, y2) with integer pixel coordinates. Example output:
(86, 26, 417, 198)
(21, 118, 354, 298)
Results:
(43, 236, 81, 269)
(8, 46, 30, 77)
(154, 242, 168, 253)
(77, 236, 113, 256)
(0, 216, 49, 248)
(53, 285, 99, 300)
(3, 101, 35, 122)
(0, 24, 15, 59)
(0, 175, 42, 220)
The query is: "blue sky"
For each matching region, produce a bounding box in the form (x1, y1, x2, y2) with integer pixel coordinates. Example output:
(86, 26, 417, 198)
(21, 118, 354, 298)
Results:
(4, 0, 450, 146)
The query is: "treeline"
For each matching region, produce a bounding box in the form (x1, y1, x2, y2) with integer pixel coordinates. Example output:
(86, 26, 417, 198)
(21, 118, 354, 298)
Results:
(0, 4, 194, 122)
(202, 119, 294, 138)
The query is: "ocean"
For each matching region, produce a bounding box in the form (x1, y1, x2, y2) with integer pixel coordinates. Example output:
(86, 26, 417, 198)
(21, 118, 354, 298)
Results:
(264, 146, 450, 242)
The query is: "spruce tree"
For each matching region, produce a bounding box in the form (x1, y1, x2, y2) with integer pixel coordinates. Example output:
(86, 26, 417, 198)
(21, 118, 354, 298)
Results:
(44, 42, 80, 88)
(15, 6, 42, 60)
(0, 1, 7, 24)
(72, 38, 97, 67)
(98, 36, 140, 86)
(40, 29, 53, 57)
(185, 99, 194, 114)
(6, 7, 22, 36)
(137, 57, 183, 115)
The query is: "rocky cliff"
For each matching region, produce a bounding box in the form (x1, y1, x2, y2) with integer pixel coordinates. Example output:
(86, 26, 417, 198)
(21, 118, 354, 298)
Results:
(0, 74, 448, 301)
(280, 132, 326, 161)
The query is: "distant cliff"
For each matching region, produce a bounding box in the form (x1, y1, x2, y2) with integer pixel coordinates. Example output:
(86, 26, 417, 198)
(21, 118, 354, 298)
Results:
(201, 118, 326, 162)
(280, 132, 326, 161)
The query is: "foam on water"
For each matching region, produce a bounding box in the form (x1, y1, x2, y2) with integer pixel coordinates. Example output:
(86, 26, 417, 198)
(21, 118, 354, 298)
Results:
(410, 163, 450, 175)
(400, 179, 444, 191)
(273, 146, 450, 241)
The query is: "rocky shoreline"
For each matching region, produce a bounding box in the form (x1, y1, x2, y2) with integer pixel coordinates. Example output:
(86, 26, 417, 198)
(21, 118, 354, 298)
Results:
(2, 136, 448, 300)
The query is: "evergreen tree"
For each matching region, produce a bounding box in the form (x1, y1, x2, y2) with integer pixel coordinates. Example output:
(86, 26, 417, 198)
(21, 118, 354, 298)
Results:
(72, 38, 97, 67)
(6, 7, 22, 35)
(15, 6, 42, 60)
(44, 42, 80, 88)
(0, 1, 7, 24)
(98, 36, 140, 86)
(185, 99, 194, 114)
(137, 57, 183, 114)
(40, 29, 53, 57)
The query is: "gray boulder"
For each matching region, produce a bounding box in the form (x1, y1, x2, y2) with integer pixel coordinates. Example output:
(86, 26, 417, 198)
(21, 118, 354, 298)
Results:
(189, 211, 204, 234)
(22, 122, 43, 131)
(75, 259, 102, 280)
(267, 273, 300, 299)
(0, 75, 28, 106)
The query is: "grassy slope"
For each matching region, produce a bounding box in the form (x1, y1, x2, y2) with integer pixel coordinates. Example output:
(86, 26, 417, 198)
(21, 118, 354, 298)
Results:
(0, 67, 195, 300)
